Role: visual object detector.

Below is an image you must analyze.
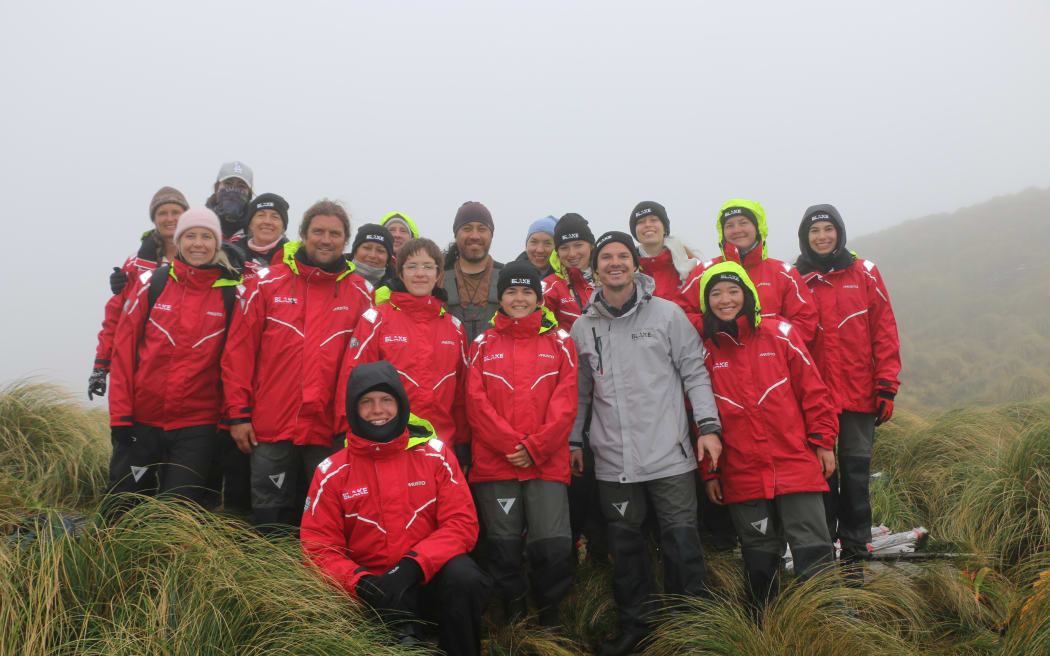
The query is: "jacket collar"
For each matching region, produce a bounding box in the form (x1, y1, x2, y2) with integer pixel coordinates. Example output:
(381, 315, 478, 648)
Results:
(721, 240, 766, 268)
(387, 291, 446, 317)
(491, 305, 558, 336)
(344, 414, 436, 460)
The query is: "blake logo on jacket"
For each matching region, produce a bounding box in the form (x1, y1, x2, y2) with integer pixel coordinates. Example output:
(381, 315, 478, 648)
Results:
(343, 487, 369, 500)
(631, 331, 655, 340)
(713, 361, 729, 369)
(154, 304, 172, 312)
(484, 353, 504, 362)
(274, 296, 297, 304)
(384, 335, 409, 343)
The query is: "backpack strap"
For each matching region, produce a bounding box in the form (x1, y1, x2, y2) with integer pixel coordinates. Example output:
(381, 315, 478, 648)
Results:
(443, 269, 460, 307)
(137, 264, 170, 360)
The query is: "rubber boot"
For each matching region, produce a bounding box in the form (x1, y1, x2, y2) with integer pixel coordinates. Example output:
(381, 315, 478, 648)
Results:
(660, 526, 710, 597)
(600, 524, 654, 656)
(527, 536, 573, 626)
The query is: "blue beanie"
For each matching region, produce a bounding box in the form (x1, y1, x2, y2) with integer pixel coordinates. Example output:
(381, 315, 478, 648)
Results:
(526, 215, 558, 243)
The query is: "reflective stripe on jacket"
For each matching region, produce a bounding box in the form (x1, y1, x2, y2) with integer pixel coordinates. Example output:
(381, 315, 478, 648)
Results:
(467, 306, 578, 484)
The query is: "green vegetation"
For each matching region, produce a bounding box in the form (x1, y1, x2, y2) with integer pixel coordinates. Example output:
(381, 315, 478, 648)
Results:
(850, 186, 1050, 410)
(3, 380, 1050, 654)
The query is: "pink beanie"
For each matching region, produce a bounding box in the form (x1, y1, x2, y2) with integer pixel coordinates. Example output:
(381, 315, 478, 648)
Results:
(175, 207, 222, 245)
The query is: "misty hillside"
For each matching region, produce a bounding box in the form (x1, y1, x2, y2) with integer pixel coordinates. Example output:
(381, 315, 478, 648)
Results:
(850, 187, 1050, 410)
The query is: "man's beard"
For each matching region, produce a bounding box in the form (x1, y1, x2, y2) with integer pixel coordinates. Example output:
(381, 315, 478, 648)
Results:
(459, 243, 490, 264)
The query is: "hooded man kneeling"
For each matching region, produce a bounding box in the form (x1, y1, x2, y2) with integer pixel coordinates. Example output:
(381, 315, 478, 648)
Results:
(301, 360, 491, 654)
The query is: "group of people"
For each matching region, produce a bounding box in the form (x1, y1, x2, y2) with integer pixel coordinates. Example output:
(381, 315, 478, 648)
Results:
(90, 160, 901, 656)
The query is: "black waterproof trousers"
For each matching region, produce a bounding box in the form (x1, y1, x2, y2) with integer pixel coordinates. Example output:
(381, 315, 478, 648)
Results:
(474, 478, 573, 624)
(202, 429, 252, 513)
(107, 423, 216, 505)
(379, 554, 493, 656)
(597, 471, 709, 634)
(250, 440, 334, 530)
(823, 411, 876, 562)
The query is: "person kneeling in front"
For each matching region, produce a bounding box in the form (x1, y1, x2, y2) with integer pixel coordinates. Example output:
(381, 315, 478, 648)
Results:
(300, 360, 491, 655)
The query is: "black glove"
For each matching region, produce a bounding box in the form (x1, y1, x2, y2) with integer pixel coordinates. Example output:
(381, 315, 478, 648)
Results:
(88, 368, 109, 400)
(356, 557, 423, 609)
(109, 267, 128, 295)
(110, 425, 134, 444)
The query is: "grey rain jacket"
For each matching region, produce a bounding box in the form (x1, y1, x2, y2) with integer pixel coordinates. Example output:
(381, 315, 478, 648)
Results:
(569, 273, 721, 484)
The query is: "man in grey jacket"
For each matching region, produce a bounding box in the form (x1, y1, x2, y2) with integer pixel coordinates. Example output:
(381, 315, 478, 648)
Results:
(569, 231, 723, 656)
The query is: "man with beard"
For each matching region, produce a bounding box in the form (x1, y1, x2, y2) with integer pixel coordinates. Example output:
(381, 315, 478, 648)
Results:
(441, 201, 503, 342)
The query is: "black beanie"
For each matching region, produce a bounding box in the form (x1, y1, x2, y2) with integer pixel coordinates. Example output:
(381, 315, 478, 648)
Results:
(244, 193, 290, 229)
(591, 231, 640, 270)
(351, 223, 394, 260)
(720, 205, 759, 230)
(553, 213, 595, 248)
(497, 260, 543, 299)
(629, 201, 670, 238)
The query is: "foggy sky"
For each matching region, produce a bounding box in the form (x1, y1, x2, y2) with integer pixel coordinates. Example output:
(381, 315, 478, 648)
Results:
(2, 1, 1048, 399)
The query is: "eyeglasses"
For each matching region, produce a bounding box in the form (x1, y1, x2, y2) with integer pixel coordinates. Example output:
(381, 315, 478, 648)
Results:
(403, 263, 437, 272)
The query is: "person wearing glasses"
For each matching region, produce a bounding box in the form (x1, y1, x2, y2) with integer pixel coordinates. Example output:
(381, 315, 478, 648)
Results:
(336, 238, 471, 467)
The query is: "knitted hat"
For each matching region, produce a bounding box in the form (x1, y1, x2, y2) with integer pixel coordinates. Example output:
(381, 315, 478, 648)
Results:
(453, 201, 494, 234)
(629, 201, 669, 238)
(149, 186, 189, 221)
(216, 160, 253, 188)
(553, 213, 595, 247)
(174, 207, 222, 245)
(526, 215, 558, 243)
(497, 260, 543, 299)
(244, 192, 289, 229)
(591, 230, 639, 270)
(351, 223, 394, 260)
(719, 205, 759, 230)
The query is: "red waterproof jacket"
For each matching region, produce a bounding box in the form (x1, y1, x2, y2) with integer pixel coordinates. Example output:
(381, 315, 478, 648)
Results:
(94, 233, 167, 369)
(466, 307, 578, 485)
(335, 291, 469, 445)
(541, 255, 594, 331)
(109, 259, 241, 430)
(701, 312, 839, 505)
(222, 242, 373, 446)
(679, 200, 817, 344)
(800, 258, 901, 414)
(639, 248, 685, 301)
(300, 417, 478, 597)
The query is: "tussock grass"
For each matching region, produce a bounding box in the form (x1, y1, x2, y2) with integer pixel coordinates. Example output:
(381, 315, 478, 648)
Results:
(0, 380, 109, 510)
(0, 500, 429, 655)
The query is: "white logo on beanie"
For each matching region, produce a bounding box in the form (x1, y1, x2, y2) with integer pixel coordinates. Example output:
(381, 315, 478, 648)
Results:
(366, 234, 385, 241)
(723, 208, 743, 218)
(562, 233, 579, 240)
(634, 208, 653, 218)
(809, 213, 830, 221)
(258, 202, 275, 209)
(510, 278, 532, 285)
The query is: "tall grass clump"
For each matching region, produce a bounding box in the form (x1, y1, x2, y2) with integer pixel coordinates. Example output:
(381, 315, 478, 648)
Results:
(946, 420, 1050, 564)
(1000, 552, 1050, 655)
(645, 572, 924, 656)
(0, 499, 429, 655)
(0, 380, 109, 510)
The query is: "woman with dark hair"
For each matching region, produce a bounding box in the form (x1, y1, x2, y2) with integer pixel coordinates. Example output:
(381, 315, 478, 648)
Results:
(349, 223, 397, 290)
(795, 204, 901, 581)
(107, 208, 242, 507)
(698, 261, 838, 612)
(336, 238, 471, 465)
